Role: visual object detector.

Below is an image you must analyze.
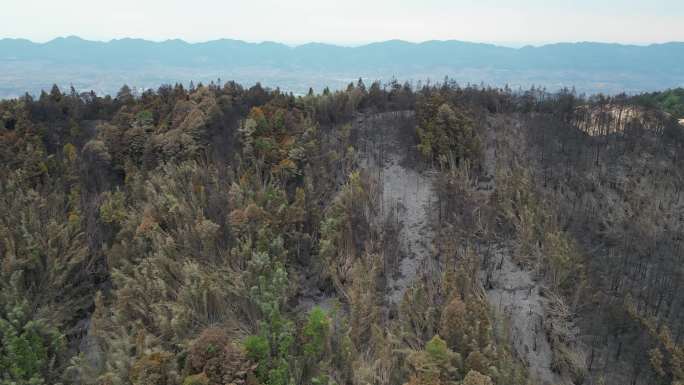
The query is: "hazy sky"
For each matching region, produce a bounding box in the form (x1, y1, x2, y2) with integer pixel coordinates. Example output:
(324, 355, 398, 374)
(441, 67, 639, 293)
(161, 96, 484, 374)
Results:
(3, 0, 683, 46)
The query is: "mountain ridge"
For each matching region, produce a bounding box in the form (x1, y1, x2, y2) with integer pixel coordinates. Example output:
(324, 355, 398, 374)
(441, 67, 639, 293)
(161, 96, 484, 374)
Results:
(4, 36, 683, 48)
(1, 36, 683, 97)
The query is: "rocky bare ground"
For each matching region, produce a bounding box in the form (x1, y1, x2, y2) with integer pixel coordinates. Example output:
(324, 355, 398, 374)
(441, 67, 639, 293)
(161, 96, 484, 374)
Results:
(295, 111, 436, 312)
(485, 245, 567, 385)
(355, 111, 437, 305)
(381, 150, 436, 304)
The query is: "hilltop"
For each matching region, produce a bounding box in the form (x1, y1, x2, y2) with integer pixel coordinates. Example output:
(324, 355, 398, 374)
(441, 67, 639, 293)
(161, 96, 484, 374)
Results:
(2, 81, 684, 385)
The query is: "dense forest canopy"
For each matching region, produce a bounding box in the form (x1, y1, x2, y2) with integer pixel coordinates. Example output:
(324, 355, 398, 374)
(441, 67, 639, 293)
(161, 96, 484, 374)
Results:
(1, 79, 684, 385)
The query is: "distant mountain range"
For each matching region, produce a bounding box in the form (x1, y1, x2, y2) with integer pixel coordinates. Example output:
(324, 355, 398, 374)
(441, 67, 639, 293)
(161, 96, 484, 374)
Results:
(1, 36, 683, 98)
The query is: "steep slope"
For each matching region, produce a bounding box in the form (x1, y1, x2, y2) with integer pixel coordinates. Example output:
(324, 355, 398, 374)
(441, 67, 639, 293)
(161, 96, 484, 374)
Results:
(485, 244, 567, 385)
(354, 111, 438, 305)
(478, 116, 566, 385)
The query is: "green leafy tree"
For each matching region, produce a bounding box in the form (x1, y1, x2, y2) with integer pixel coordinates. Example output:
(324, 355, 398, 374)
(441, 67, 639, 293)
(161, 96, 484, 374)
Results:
(245, 249, 295, 385)
(405, 335, 460, 385)
(416, 97, 481, 169)
(303, 307, 330, 361)
(0, 294, 64, 385)
(300, 307, 332, 384)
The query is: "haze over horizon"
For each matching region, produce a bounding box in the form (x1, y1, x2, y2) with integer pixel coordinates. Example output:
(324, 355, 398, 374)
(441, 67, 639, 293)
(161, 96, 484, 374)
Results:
(2, 0, 683, 98)
(3, 0, 684, 46)
(1, 37, 683, 98)
(6, 35, 684, 49)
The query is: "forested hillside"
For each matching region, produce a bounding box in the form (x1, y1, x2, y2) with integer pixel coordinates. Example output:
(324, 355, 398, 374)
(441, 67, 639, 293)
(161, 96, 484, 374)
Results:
(1, 79, 684, 385)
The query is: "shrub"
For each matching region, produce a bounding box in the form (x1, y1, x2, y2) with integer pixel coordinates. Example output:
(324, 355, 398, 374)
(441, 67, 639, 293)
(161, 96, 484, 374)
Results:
(183, 373, 210, 385)
(187, 328, 231, 374)
(462, 370, 493, 385)
(129, 351, 176, 385)
(187, 328, 256, 385)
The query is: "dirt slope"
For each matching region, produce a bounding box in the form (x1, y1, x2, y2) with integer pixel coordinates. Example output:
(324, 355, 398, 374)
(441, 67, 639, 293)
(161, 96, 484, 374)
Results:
(355, 111, 437, 305)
